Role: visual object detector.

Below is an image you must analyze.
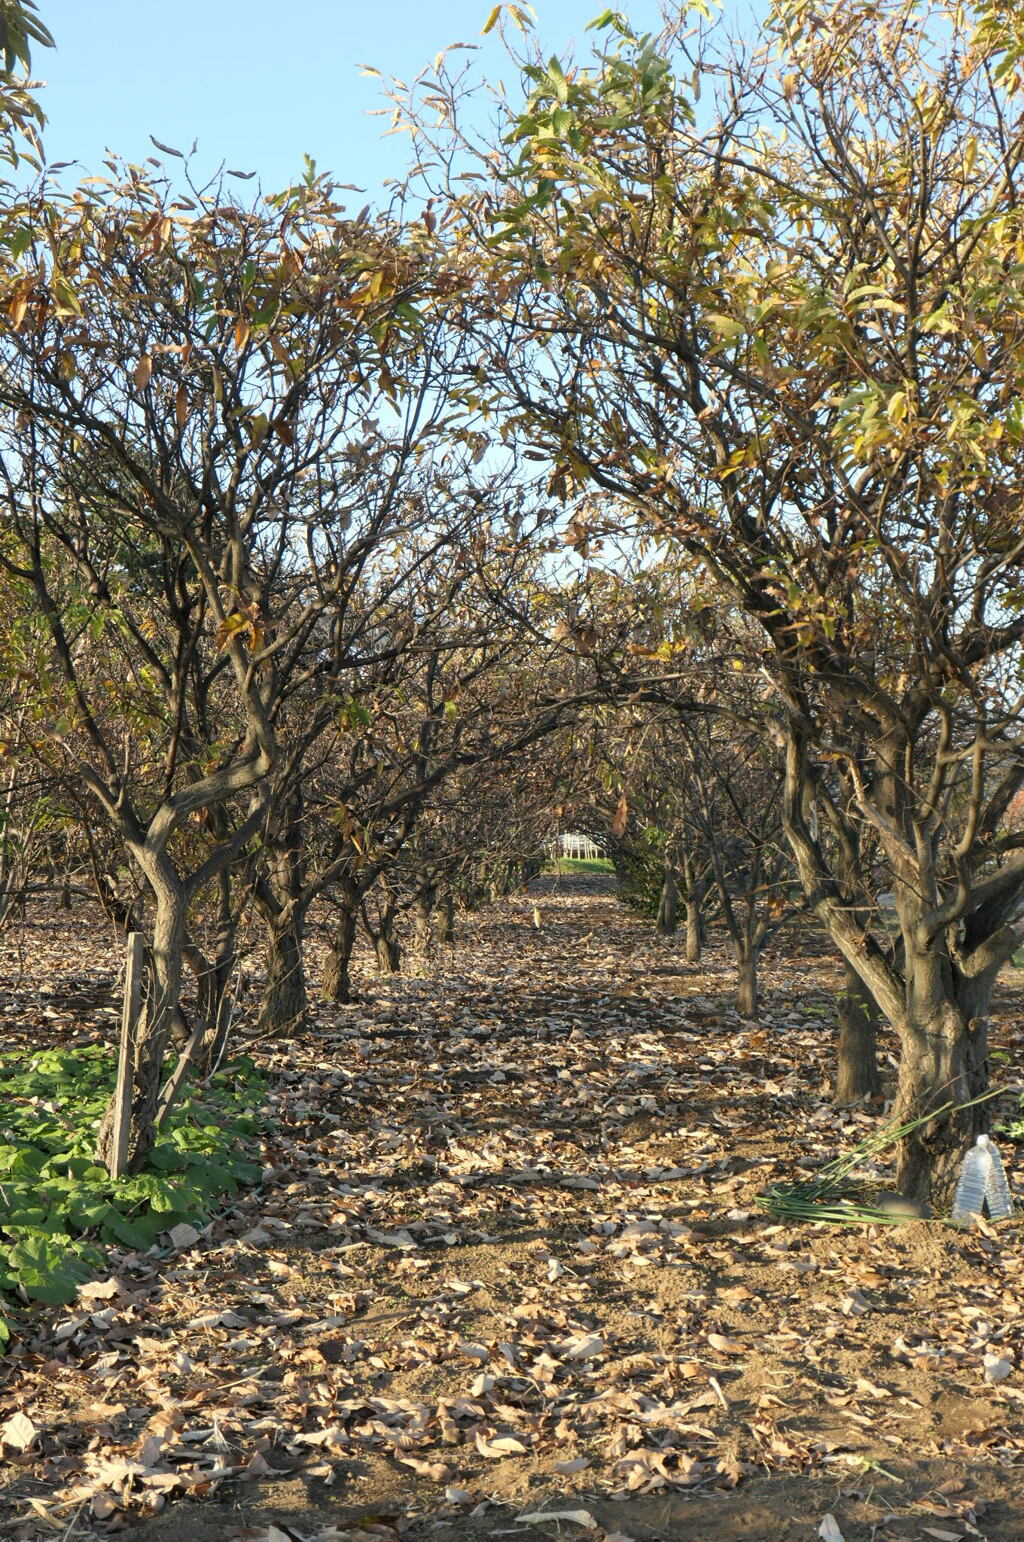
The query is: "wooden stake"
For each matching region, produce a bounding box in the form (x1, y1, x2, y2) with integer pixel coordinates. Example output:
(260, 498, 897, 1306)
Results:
(154, 1022, 205, 1132)
(108, 932, 145, 1179)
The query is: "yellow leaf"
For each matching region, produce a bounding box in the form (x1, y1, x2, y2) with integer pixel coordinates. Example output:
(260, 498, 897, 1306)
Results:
(215, 612, 248, 650)
(886, 389, 908, 425)
(963, 135, 978, 180)
(482, 4, 502, 33)
(233, 316, 250, 352)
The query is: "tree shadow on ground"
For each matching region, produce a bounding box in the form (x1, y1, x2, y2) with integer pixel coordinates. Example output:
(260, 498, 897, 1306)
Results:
(110, 1455, 1021, 1541)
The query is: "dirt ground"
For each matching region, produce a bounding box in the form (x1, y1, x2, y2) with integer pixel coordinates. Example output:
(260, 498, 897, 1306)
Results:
(1, 873, 1023, 1542)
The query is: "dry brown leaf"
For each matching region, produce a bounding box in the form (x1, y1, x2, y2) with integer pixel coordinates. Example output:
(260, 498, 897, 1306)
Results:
(515, 1509, 598, 1528)
(398, 1456, 454, 1480)
(475, 1429, 530, 1458)
(563, 1333, 605, 1360)
(168, 1221, 202, 1250)
(0, 1411, 37, 1451)
(706, 1332, 746, 1354)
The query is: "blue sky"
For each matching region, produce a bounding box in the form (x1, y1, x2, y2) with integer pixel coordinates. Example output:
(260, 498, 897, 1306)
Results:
(33, 1, 682, 199)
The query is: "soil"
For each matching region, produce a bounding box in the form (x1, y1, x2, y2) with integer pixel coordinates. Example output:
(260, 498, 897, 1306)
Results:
(0, 873, 1022, 1541)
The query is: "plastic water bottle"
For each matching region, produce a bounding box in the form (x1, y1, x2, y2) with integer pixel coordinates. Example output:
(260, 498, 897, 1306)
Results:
(983, 1137, 1013, 1219)
(952, 1135, 1013, 1222)
(952, 1137, 990, 1220)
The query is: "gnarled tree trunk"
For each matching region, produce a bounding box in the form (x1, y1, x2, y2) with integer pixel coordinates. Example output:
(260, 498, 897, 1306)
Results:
(894, 1003, 989, 1203)
(435, 890, 456, 944)
(258, 909, 307, 1034)
(681, 853, 705, 962)
(735, 941, 759, 1018)
(375, 915, 401, 974)
(835, 961, 882, 1104)
(254, 794, 308, 1035)
(656, 867, 678, 935)
(322, 901, 359, 1003)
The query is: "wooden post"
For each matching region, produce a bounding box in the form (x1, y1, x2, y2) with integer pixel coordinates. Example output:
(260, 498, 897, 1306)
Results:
(154, 1019, 206, 1132)
(108, 932, 145, 1179)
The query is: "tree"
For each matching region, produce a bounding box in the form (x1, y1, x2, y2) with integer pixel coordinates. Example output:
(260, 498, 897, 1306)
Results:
(413, 0, 1024, 1200)
(0, 0, 50, 178)
(0, 157, 456, 1167)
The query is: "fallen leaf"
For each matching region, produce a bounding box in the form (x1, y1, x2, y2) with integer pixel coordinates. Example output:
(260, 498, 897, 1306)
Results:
(563, 1333, 605, 1360)
(475, 1430, 530, 1458)
(168, 1221, 202, 1250)
(457, 1341, 490, 1364)
(0, 1411, 37, 1451)
(707, 1332, 747, 1354)
(516, 1509, 598, 1529)
(983, 1353, 1013, 1383)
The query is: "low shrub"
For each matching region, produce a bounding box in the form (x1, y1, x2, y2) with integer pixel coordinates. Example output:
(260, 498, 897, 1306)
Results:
(0, 1044, 267, 1327)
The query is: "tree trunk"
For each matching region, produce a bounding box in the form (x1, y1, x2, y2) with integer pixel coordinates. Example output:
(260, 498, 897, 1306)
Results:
(189, 867, 240, 1065)
(412, 883, 437, 972)
(656, 869, 677, 935)
(253, 795, 308, 1035)
(779, 726, 1006, 1209)
(835, 961, 882, 1103)
(682, 854, 702, 962)
(322, 903, 358, 1003)
(735, 944, 759, 1017)
(97, 883, 185, 1173)
(684, 901, 702, 963)
(435, 891, 456, 944)
(375, 915, 401, 974)
(258, 910, 307, 1034)
(894, 998, 990, 1206)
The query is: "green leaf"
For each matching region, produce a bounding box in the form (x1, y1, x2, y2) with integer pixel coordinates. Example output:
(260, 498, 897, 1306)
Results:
(8, 1237, 92, 1304)
(706, 312, 745, 341)
(101, 1212, 160, 1250)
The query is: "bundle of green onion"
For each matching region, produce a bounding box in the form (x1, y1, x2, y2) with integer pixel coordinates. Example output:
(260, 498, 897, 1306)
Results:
(756, 1090, 1001, 1226)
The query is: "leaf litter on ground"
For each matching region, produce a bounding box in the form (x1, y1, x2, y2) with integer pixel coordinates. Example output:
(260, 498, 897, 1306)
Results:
(0, 874, 1023, 1537)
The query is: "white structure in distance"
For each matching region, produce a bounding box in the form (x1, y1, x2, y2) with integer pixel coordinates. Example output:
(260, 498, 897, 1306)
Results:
(552, 832, 607, 861)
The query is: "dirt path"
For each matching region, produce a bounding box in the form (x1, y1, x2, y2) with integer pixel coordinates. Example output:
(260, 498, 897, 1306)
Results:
(2, 877, 1024, 1541)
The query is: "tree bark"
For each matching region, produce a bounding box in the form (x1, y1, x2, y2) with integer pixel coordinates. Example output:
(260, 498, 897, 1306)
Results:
(893, 999, 989, 1205)
(375, 915, 402, 974)
(322, 904, 358, 1003)
(412, 881, 437, 971)
(258, 910, 307, 1034)
(681, 853, 703, 962)
(656, 868, 678, 935)
(435, 890, 456, 944)
(253, 793, 308, 1035)
(685, 901, 702, 963)
(735, 945, 759, 1017)
(835, 961, 882, 1103)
